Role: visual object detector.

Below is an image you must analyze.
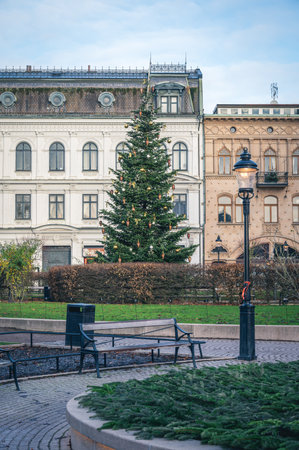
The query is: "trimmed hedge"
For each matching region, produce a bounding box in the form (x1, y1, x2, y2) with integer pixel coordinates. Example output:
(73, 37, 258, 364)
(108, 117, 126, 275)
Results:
(34, 261, 299, 304)
(47, 263, 206, 304)
(44, 261, 298, 304)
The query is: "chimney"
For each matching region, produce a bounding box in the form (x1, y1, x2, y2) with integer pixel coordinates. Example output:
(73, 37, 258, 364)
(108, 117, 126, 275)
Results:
(26, 65, 32, 72)
(88, 65, 91, 72)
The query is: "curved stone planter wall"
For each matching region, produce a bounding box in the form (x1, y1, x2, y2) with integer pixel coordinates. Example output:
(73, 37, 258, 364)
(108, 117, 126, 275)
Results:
(66, 396, 221, 450)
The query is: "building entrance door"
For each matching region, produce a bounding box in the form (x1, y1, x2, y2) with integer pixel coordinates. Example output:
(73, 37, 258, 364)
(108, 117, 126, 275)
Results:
(42, 246, 71, 271)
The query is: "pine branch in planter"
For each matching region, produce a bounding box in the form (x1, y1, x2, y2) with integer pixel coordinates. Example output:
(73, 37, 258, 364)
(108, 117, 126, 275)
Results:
(78, 361, 299, 448)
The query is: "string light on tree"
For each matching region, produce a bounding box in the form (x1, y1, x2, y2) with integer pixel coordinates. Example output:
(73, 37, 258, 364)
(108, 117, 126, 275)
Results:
(94, 86, 197, 263)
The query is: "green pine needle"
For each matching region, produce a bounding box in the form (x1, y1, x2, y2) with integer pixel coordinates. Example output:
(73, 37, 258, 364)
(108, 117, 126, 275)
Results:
(78, 361, 299, 448)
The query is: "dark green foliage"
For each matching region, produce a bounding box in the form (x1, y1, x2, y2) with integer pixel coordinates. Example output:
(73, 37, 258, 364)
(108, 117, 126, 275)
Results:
(78, 361, 299, 449)
(96, 88, 197, 263)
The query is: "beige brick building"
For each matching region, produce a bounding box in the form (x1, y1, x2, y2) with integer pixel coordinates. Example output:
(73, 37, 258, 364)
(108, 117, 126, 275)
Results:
(204, 104, 299, 263)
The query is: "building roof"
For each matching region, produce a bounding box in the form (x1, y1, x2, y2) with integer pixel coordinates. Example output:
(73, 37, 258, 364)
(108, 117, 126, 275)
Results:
(0, 64, 202, 117)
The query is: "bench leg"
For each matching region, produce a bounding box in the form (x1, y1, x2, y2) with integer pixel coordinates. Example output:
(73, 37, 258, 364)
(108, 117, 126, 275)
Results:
(189, 345, 197, 368)
(174, 346, 179, 364)
(151, 349, 154, 362)
(198, 343, 203, 359)
(12, 363, 20, 391)
(104, 353, 107, 367)
(79, 353, 85, 374)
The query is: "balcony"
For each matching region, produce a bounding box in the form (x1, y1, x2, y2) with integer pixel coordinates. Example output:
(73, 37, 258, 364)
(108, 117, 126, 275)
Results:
(256, 172, 288, 188)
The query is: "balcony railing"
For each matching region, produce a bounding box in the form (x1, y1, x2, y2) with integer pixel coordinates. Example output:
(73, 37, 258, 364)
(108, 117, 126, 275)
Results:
(256, 172, 288, 188)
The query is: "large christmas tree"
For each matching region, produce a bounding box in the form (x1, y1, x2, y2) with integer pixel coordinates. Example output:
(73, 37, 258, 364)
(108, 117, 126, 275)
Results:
(97, 88, 197, 263)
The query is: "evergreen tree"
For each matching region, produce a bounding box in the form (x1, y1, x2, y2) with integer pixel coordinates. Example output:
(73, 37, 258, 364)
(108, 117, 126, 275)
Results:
(96, 88, 197, 263)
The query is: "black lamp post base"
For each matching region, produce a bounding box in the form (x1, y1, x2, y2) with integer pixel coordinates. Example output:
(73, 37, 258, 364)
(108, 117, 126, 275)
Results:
(238, 303, 256, 361)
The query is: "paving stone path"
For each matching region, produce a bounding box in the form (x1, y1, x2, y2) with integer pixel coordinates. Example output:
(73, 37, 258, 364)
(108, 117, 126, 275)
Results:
(0, 339, 298, 450)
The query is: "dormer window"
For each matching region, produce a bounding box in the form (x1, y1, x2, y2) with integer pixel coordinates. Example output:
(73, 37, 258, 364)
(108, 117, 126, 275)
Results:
(161, 95, 178, 113)
(153, 82, 185, 114)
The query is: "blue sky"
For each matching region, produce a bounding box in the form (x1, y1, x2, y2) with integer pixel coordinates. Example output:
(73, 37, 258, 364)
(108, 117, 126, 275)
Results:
(0, 0, 298, 112)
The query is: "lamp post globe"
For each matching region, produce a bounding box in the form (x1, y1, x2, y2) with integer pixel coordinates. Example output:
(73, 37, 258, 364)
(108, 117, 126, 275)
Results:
(234, 148, 258, 194)
(233, 148, 258, 361)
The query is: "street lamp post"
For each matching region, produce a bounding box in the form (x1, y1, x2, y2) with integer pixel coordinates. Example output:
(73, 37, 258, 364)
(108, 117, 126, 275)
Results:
(233, 148, 258, 360)
(211, 235, 227, 263)
(283, 241, 289, 257)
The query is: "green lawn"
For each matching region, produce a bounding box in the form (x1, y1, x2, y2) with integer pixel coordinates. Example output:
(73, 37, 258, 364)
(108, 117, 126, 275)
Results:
(78, 361, 299, 449)
(0, 301, 298, 325)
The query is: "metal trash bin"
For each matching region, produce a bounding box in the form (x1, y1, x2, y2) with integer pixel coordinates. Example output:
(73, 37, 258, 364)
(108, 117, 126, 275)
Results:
(44, 286, 51, 301)
(65, 303, 95, 346)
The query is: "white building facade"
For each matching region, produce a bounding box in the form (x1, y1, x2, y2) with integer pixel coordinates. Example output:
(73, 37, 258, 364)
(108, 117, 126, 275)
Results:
(0, 64, 204, 269)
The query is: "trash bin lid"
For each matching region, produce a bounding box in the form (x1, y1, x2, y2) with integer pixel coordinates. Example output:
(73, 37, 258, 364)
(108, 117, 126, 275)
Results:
(67, 303, 94, 307)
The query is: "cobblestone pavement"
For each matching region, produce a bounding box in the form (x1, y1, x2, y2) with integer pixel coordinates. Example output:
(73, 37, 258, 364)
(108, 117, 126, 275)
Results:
(0, 339, 298, 450)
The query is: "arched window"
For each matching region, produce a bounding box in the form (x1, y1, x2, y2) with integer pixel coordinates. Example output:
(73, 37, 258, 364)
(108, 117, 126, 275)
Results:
(292, 149, 299, 175)
(264, 196, 278, 223)
(83, 142, 98, 171)
(235, 196, 243, 223)
(218, 196, 232, 223)
(172, 142, 188, 171)
(16, 142, 31, 171)
(264, 148, 276, 172)
(293, 196, 299, 223)
(218, 148, 231, 174)
(160, 142, 168, 154)
(49, 142, 65, 171)
(116, 142, 130, 170)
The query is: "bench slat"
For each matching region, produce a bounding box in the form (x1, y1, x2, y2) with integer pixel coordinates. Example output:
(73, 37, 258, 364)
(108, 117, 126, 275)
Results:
(94, 341, 188, 353)
(82, 318, 175, 331)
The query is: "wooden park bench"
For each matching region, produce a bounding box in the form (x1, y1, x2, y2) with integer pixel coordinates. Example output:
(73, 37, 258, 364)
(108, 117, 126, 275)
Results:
(0, 347, 20, 390)
(79, 318, 205, 377)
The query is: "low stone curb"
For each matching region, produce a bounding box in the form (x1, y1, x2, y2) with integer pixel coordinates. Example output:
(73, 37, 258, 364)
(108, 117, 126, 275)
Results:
(1, 317, 298, 341)
(0, 356, 236, 388)
(66, 396, 223, 450)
